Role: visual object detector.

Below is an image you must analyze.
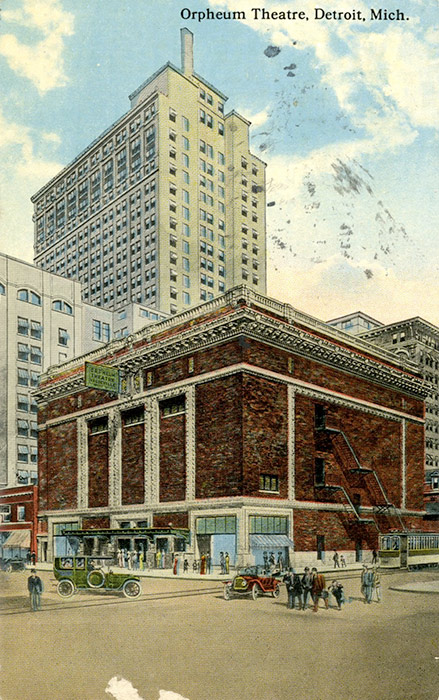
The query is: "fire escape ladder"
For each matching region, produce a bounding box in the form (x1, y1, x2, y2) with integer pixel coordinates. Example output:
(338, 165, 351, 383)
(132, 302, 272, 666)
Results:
(370, 470, 407, 532)
(324, 425, 406, 532)
(322, 483, 378, 527)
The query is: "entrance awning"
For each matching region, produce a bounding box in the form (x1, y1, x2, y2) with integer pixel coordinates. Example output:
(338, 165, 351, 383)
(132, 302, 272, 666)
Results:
(250, 534, 294, 548)
(2, 530, 30, 548)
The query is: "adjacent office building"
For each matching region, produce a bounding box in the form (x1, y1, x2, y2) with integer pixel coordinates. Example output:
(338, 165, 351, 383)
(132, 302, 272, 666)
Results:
(328, 312, 439, 515)
(0, 252, 168, 491)
(31, 29, 267, 315)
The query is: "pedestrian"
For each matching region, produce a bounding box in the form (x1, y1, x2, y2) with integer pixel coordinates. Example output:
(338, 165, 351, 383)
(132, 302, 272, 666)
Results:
(340, 554, 346, 568)
(263, 551, 269, 573)
(31, 551, 36, 565)
(311, 568, 329, 612)
(269, 552, 275, 572)
(139, 550, 144, 571)
(329, 580, 344, 610)
(219, 552, 225, 574)
(206, 553, 212, 574)
(225, 552, 230, 574)
(26, 550, 31, 565)
(156, 550, 161, 569)
(173, 554, 179, 575)
(289, 569, 304, 610)
(123, 549, 129, 568)
(372, 549, 379, 565)
(200, 553, 206, 575)
(27, 569, 43, 612)
(133, 550, 138, 570)
(183, 557, 189, 573)
(373, 567, 381, 603)
(277, 551, 284, 572)
(363, 565, 374, 604)
(117, 548, 122, 567)
(360, 563, 367, 598)
(301, 567, 313, 609)
(333, 550, 340, 568)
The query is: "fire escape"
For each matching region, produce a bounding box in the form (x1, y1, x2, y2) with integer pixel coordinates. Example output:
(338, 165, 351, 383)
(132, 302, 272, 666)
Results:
(316, 419, 406, 533)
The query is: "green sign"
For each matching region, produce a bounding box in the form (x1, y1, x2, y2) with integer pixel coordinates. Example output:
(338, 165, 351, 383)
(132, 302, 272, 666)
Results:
(84, 362, 120, 393)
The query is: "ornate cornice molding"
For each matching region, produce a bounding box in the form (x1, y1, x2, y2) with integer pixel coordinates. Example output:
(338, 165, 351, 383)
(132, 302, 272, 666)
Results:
(36, 305, 427, 404)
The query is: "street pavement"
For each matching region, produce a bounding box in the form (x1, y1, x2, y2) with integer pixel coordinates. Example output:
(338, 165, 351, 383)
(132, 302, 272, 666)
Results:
(0, 568, 438, 700)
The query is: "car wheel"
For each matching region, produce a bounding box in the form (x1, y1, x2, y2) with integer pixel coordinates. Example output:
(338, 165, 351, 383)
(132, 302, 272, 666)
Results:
(223, 585, 231, 600)
(251, 584, 261, 600)
(272, 585, 280, 598)
(87, 569, 105, 588)
(5, 564, 12, 573)
(57, 579, 75, 598)
(122, 580, 141, 599)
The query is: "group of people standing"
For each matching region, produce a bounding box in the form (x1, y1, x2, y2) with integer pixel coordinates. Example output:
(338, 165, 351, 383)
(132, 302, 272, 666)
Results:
(116, 548, 147, 570)
(283, 567, 344, 612)
(263, 551, 284, 573)
(283, 563, 382, 611)
(360, 565, 381, 603)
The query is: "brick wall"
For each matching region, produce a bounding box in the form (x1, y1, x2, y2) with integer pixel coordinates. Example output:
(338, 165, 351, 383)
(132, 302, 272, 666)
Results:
(294, 394, 406, 508)
(406, 421, 426, 511)
(294, 508, 378, 552)
(242, 374, 288, 498)
(195, 375, 243, 498)
(41, 422, 78, 511)
(88, 432, 109, 508)
(82, 516, 110, 529)
(121, 423, 145, 505)
(153, 512, 189, 528)
(159, 413, 186, 502)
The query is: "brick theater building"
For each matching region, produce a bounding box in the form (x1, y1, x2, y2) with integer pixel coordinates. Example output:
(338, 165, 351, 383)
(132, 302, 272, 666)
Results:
(35, 287, 431, 568)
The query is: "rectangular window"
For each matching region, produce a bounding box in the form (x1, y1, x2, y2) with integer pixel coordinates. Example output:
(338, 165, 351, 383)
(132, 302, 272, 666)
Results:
(122, 407, 144, 426)
(259, 474, 279, 492)
(315, 458, 325, 486)
(17, 505, 26, 521)
(182, 206, 190, 220)
(92, 319, 101, 341)
(88, 417, 108, 434)
(17, 419, 29, 437)
(183, 292, 190, 305)
(30, 321, 43, 339)
(17, 444, 29, 463)
(182, 116, 189, 131)
(18, 343, 30, 361)
(17, 317, 29, 335)
(18, 394, 29, 412)
(196, 516, 236, 534)
(18, 368, 29, 386)
(249, 516, 287, 534)
(160, 395, 186, 417)
(182, 136, 190, 150)
(58, 329, 69, 347)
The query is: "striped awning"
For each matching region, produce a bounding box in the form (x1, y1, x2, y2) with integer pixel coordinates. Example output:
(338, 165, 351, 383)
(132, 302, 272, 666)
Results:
(250, 534, 294, 548)
(2, 530, 30, 548)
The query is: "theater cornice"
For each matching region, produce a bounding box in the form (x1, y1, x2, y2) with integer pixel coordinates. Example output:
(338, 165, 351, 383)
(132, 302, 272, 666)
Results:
(36, 305, 427, 403)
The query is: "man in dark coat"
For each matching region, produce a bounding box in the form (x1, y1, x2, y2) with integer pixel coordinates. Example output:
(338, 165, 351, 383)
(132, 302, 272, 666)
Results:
(283, 568, 303, 610)
(27, 569, 43, 611)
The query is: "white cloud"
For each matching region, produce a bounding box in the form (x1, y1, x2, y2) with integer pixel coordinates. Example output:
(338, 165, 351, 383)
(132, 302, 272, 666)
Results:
(237, 106, 271, 129)
(0, 0, 74, 93)
(105, 676, 190, 700)
(208, 0, 439, 150)
(0, 108, 63, 262)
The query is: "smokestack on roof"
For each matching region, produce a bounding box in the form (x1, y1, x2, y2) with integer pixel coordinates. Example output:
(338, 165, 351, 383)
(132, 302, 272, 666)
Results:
(181, 28, 194, 75)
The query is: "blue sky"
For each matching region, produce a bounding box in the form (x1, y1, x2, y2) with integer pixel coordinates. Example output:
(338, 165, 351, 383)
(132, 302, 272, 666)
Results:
(1, 0, 438, 323)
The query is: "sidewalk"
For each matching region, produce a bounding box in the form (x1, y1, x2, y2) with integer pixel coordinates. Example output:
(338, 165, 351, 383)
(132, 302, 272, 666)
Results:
(29, 561, 369, 581)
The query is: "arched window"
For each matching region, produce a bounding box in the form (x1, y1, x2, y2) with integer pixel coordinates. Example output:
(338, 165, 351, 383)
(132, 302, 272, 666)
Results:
(17, 289, 41, 305)
(52, 300, 74, 315)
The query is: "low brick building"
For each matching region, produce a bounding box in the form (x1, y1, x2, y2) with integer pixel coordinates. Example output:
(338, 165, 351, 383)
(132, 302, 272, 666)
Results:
(36, 287, 432, 568)
(0, 485, 38, 561)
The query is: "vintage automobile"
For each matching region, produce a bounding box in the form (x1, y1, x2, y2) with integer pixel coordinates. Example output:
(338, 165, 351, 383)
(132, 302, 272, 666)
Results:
(223, 566, 281, 600)
(53, 555, 142, 599)
(0, 557, 26, 572)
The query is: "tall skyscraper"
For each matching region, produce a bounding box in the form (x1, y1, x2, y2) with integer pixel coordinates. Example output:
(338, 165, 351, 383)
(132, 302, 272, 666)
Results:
(32, 29, 267, 315)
